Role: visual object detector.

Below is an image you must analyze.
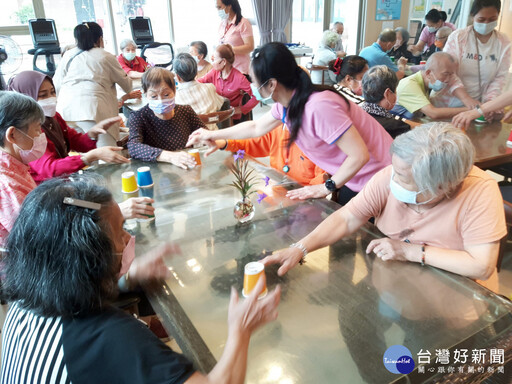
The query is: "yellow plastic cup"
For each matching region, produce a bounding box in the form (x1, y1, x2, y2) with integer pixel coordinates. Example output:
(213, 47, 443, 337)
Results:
(188, 149, 201, 166)
(243, 262, 267, 299)
(121, 171, 139, 193)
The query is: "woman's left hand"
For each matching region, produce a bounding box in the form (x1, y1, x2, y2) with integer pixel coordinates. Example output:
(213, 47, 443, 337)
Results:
(129, 243, 176, 283)
(88, 116, 123, 140)
(119, 197, 155, 220)
(286, 184, 329, 200)
(366, 238, 420, 262)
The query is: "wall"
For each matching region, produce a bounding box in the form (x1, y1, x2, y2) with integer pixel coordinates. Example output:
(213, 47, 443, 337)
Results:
(362, 0, 411, 48)
(498, 0, 512, 42)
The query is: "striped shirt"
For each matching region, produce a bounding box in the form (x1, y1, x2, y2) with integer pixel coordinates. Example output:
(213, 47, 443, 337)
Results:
(1, 302, 69, 384)
(333, 84, 365, 105)
(1, 302, 195, 383)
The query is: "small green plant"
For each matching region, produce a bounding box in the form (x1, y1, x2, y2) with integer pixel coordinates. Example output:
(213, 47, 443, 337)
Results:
(13, 5, 35, 25)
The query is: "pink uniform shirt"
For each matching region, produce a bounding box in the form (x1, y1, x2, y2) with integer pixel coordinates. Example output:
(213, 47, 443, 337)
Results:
(218, 16, 253, 74)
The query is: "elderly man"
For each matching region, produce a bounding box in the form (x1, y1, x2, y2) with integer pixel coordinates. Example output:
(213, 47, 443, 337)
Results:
(174, 52, 225, 130)
(332, 21, 346, 58)
(391, 52, 474, 119)
(424, 26, 453, 58)
(359, 29, 408, 80)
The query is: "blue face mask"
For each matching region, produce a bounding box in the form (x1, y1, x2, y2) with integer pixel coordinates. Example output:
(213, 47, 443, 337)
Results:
(250, 81, 273, 103)
(123, 52, 136, 61)
(389, 169, 424, 205)
(428, 73, 448, 92)
(218, 8, 228, 20)
(148, 98, 175, 115)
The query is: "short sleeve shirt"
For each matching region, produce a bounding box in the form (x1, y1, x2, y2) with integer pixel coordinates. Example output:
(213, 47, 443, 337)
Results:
(359, 42, 398, 71)
(396, 71, 431, 114)
(271, 91, 393, 192)
(218, 17, 253, 74)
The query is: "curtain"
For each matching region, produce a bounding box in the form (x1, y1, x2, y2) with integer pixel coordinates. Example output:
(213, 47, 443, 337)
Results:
(252, 0, 272, 46)
(272, 0, 292, 43)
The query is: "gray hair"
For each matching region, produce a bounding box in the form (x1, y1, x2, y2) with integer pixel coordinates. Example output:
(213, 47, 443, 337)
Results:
(120, 38, 136, 50)
(362, 65, 398, 103)
(391, 122, 474, 197)
(424, 51, 455, 71)
(0, 91, 45, 147)
(378, 28, 397, 43)
(333, 21, 344, 26)
(321, 30, 339, 48)
(436, 26, 453, 39)
(173, 52, 197, 82)
(395, 27, 409, 43)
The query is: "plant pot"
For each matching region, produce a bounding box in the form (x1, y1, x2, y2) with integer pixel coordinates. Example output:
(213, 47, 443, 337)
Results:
(233, 197, 255, 223)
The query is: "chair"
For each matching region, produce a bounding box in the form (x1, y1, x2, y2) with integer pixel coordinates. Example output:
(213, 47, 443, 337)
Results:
(306, 61, 329, 85)
(197, 108, 235, 128)
(236, 90, 254, 123)
(409, 20, 424, 45)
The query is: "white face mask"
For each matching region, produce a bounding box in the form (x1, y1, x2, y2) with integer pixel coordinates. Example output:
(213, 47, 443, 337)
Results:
(117, 235, 135, 278)
(473, 20, 498, 36)
(389, 169, 434, 205)
(14, 131, 47, 164)
(38, 97, 57, 117)
(428, 26, 439, 33)
(192, 55, 200, 64)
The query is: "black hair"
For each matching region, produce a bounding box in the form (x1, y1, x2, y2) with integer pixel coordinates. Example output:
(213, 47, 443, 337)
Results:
(221, 0, 243, 25)
(74, 22, 103, 51)
(0, 91, 44, 147)
(4, 176, 119, 318)
(425, 9, 442, 23)
(190, 41, 208, 59)
(470, 0, 501, 16)
(328, 55, 368, 83)
(439, 10, 448, 21)
(251, 42, 348, 148)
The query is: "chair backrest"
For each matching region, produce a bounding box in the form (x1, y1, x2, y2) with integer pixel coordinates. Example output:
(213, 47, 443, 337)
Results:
(409, 20, 424, 45)
(140, 42, 174, 69)
(197, 108, 235, 125)
(306, 62, 329, 85)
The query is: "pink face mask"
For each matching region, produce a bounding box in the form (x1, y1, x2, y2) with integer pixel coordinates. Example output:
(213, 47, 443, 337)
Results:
(117, 235, 135, 278)
(15, 131, 47, 164)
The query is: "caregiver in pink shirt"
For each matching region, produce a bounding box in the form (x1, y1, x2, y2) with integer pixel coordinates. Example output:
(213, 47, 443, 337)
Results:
(188, 42, 393, 205)
(216, 0, 254, 74)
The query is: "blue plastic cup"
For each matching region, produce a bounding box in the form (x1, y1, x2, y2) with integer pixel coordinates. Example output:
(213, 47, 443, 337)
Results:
(137, 166, 154, 188)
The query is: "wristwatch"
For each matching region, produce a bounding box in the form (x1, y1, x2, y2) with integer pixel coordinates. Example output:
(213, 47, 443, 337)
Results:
(324, 178, 338, 192)
(475, 104, 485, 117)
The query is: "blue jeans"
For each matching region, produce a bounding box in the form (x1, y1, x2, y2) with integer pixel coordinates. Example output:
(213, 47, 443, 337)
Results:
(390, 104, 414, 120)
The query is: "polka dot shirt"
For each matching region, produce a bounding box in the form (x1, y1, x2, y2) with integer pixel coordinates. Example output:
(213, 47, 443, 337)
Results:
(127, 104, 206, 162)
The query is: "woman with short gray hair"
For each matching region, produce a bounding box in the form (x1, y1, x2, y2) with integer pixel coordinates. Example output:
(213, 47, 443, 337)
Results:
(264, 122, 506, 293)
(312, 30, 339, 85)
(117, 38, 149, 79)
(174, 52, 225, 130)
(360, 65, 414, 138)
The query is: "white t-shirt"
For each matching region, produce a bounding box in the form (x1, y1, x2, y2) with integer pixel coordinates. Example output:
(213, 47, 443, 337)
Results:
(458, 32, 500, 101)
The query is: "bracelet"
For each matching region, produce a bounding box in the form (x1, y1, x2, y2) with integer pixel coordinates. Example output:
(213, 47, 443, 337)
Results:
(475, 105, 485, 117)
(421, 245, 426, 266)
(290, 242, 308, 265)
(219, 140, 228, 151)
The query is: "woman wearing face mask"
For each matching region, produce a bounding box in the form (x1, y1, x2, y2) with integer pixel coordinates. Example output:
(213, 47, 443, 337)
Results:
(328, 55, 369, 104)
(117, 38, 149, 79)
(262, 123, 506, 294)
(189, 41, 213, 79)
(360, 66, 418, 138)
(8, 71, 129, 183)
(443, 0, 510, 118)
(188, 42, 393, 205)
(1, 175, 280, 383)
(127, 67, 206, 168)
(409, 9, 456, 56)
(53, 22, 133, 147)
(197, 44, 257, 123)
(311, 30, 339, 85)
(216, 0, 254, 75)
(388, 27, 416, 64)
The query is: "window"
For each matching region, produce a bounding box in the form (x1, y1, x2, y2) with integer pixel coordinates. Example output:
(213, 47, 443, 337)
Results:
(331, 0, 361, 55)
(1, 0, 35, 26)
(292, 0, 323, 47)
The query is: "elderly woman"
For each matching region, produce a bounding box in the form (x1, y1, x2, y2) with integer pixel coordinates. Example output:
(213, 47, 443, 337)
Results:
(8, 70, 129, 183)
(388, 27, 415, 63)
(189, 41, 213, 79)
(443, 0, 510, 112)
(174, 52, 225, 130)
(188, 42, 393, 205)
(263, 123, 506, 293)
(328, 55, 368, 104)
(198, 44, 257, 123)
(128, 67, 206, 168)
(312, 30, 339, 85)
(117, 38, 149, 79)
(1, 176, 280, 382)
(53, 22, 132, 147)
(360, 66, 417, 138)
